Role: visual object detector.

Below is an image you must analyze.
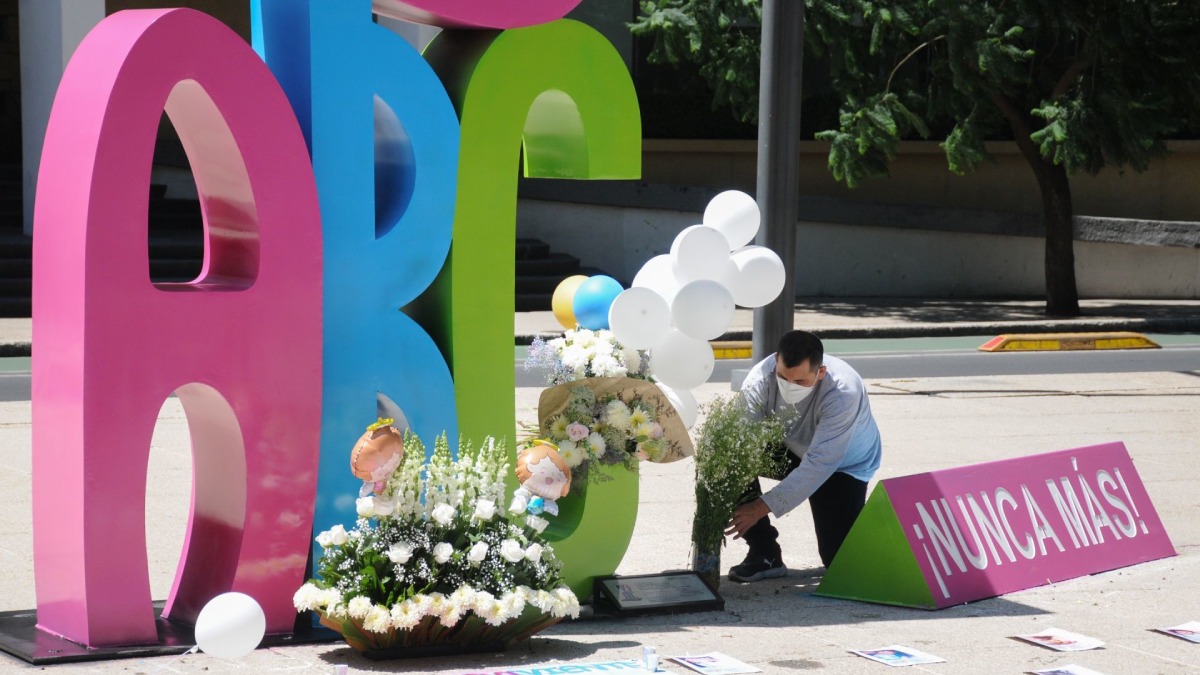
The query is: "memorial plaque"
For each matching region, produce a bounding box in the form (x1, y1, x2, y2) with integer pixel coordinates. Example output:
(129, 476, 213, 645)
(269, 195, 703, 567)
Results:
(593, 572, 724, 616)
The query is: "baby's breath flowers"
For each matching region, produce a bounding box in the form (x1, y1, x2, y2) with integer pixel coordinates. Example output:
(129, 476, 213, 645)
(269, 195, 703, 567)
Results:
(691, 395, 788, 587)
(295, 433, 578, 652)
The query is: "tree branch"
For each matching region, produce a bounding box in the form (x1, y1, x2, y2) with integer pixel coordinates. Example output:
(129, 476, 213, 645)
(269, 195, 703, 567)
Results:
(990, 92, 1044, 172)
(1049, 33, 1095, 100)
(886, 35, 946, 92)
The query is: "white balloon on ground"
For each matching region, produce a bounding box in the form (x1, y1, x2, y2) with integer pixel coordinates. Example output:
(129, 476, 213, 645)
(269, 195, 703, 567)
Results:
(608, 287, 671, 350)
(703, 190, 761, 250)
(656, 382, 698, 428)
(194, 592, 266, 660)
(631, 254, 682, 305)
(729, 246, 786, 308)
(650, 329, 715, 390)
(670, 225, 731, 284)
(671, 279, 735, 341)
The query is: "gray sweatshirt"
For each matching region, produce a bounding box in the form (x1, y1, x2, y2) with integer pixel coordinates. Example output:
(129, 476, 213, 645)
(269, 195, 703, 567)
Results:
(740, 353, 882, 516)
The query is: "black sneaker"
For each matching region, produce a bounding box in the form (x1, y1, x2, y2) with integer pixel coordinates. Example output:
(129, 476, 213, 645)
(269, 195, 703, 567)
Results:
(728, 553, 787, 583)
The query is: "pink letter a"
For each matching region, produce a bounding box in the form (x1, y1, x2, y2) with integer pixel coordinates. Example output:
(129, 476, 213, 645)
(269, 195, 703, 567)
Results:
(32, 9, 322, 647)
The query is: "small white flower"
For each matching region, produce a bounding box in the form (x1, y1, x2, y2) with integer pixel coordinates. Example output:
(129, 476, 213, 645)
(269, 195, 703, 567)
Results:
(386, 541, 414, 564)
(551, 587, 580, 618)
(292, 583, 324, 612)
(524, 542, 544, 563)
(604, 400, 632, 430)
(364, 604, 391, 633)
(526, 515, 549, 533)
(499, 590, 525, 621)
(586, 431, 607, 457)
(315, 524, 349, 548)
(347, 596, 372, 619)
(499, 539, 525, 563)
(473, 498, 496, 521)
(433, 542, 454, 564)
(558, 441, 585, 468)
(532, 589, 554, 612)
(390, 599, 422, 630)
(591, 352, 624, 377)
(621, 345, 642, 373)
(431, 502, 455, 526)
(355, 496, 376, 518)
(467, 541, 489, 564)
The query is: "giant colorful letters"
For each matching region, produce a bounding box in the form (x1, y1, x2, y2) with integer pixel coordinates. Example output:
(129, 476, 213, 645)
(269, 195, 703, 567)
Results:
(32, 1, 641, 648)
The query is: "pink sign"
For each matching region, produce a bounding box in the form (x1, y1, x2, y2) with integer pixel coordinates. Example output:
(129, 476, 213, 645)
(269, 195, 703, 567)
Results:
(884, 442, 1175, 608)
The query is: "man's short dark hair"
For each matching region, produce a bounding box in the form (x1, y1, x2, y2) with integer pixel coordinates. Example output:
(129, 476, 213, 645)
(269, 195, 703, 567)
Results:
(777, 330, 823, 370)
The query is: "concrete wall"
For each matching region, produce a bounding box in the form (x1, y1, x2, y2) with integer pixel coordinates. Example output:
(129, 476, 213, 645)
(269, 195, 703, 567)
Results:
(516, 199, 1200, 299)
(643, 139, 1200, 223)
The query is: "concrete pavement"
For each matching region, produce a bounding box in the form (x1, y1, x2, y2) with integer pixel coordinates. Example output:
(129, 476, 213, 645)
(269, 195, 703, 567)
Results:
(0, 300, 1198, 673)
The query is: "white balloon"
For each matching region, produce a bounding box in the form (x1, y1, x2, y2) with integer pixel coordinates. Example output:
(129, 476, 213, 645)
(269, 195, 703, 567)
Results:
(703, 190, 761, 249)
(656, 382, 698, 428)
(650, 329, 715, 390)
(670, 225, 731, 284)
(631, 254, 681, 305)
(671, 280, 735, 341)
(729, 246, 786, 308)
(194, 592, 266, 660)
(608, 287, 671, 350)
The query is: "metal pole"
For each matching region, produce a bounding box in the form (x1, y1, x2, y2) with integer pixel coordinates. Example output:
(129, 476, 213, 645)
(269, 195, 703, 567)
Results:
(752, 0, 804, 362)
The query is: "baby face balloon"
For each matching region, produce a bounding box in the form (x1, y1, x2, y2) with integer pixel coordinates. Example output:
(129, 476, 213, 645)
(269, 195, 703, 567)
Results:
(516, 442, 571, 500)
(350, 419, 405, 493)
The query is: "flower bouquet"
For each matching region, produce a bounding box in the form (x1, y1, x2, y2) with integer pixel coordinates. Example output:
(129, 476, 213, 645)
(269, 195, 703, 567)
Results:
(294, 426, 579, 659)
(525, 327, 692, 490)
(690, 395, 788, 589)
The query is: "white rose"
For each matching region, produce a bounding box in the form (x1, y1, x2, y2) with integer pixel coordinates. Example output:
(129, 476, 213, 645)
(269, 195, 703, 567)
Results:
(467, 542, 489, 565)
(509, 492, 529, 514)
(524, 543, 544, 563)
(373, 497, 396, 517)
(386, 541, 414, 564)
(499, 539, 525, 563)
(316, 524, 349, 548)
(526, 515, 549, 533)
(473, 499, 496, 522)
(431, 502, 455, 526)
(355, 496, 376, 518)
(433, 542, 454, 564)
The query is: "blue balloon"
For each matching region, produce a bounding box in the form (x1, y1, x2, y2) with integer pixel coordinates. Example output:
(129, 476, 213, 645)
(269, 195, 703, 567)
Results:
(572, 275, 624, 329)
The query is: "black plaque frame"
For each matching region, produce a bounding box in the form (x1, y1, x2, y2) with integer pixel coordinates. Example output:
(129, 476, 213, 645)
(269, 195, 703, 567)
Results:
(592, 572, 724, 617)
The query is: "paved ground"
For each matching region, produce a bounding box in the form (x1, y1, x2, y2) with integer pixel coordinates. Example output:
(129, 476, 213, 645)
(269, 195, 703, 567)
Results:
(0, 300, 1198, 673)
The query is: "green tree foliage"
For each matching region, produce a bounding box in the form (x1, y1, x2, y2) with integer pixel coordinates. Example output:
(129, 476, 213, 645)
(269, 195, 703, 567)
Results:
(631, 1, 1200, 315)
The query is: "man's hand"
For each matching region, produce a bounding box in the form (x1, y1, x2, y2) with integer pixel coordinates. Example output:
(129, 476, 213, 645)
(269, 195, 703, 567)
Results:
(724, 498, 771, 539)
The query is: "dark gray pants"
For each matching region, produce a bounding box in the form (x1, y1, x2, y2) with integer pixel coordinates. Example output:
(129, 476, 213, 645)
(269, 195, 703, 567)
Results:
(740, 445, 868, 567)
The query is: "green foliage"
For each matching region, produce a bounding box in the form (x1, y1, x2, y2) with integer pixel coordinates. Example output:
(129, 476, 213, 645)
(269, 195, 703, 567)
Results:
(690, 395, 788, 553)
(630, 0, 763, 122)
(632, 0, 1200, 183)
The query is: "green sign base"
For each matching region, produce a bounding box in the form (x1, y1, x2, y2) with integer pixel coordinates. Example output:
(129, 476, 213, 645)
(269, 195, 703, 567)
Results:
(814, 485, 937, 609)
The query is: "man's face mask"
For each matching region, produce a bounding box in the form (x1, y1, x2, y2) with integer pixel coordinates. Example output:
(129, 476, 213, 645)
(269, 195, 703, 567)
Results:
(776, 376, 816, 405)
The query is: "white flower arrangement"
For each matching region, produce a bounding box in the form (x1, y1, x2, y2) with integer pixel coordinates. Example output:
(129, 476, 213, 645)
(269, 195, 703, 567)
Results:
(525, 328, 649, 386)
(294, 433, 579, 653)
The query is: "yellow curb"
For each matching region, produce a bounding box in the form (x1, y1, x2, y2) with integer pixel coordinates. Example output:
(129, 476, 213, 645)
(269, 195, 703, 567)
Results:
(978, 332, 1161, 352)
(710, 341, 753, 360)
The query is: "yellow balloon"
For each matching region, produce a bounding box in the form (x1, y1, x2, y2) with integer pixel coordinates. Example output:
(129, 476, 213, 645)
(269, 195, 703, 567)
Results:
(551, 275, 589, 329)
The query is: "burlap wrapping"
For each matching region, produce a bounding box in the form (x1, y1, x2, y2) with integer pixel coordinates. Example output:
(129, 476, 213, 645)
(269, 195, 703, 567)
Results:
(537, 376, 693, 462)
